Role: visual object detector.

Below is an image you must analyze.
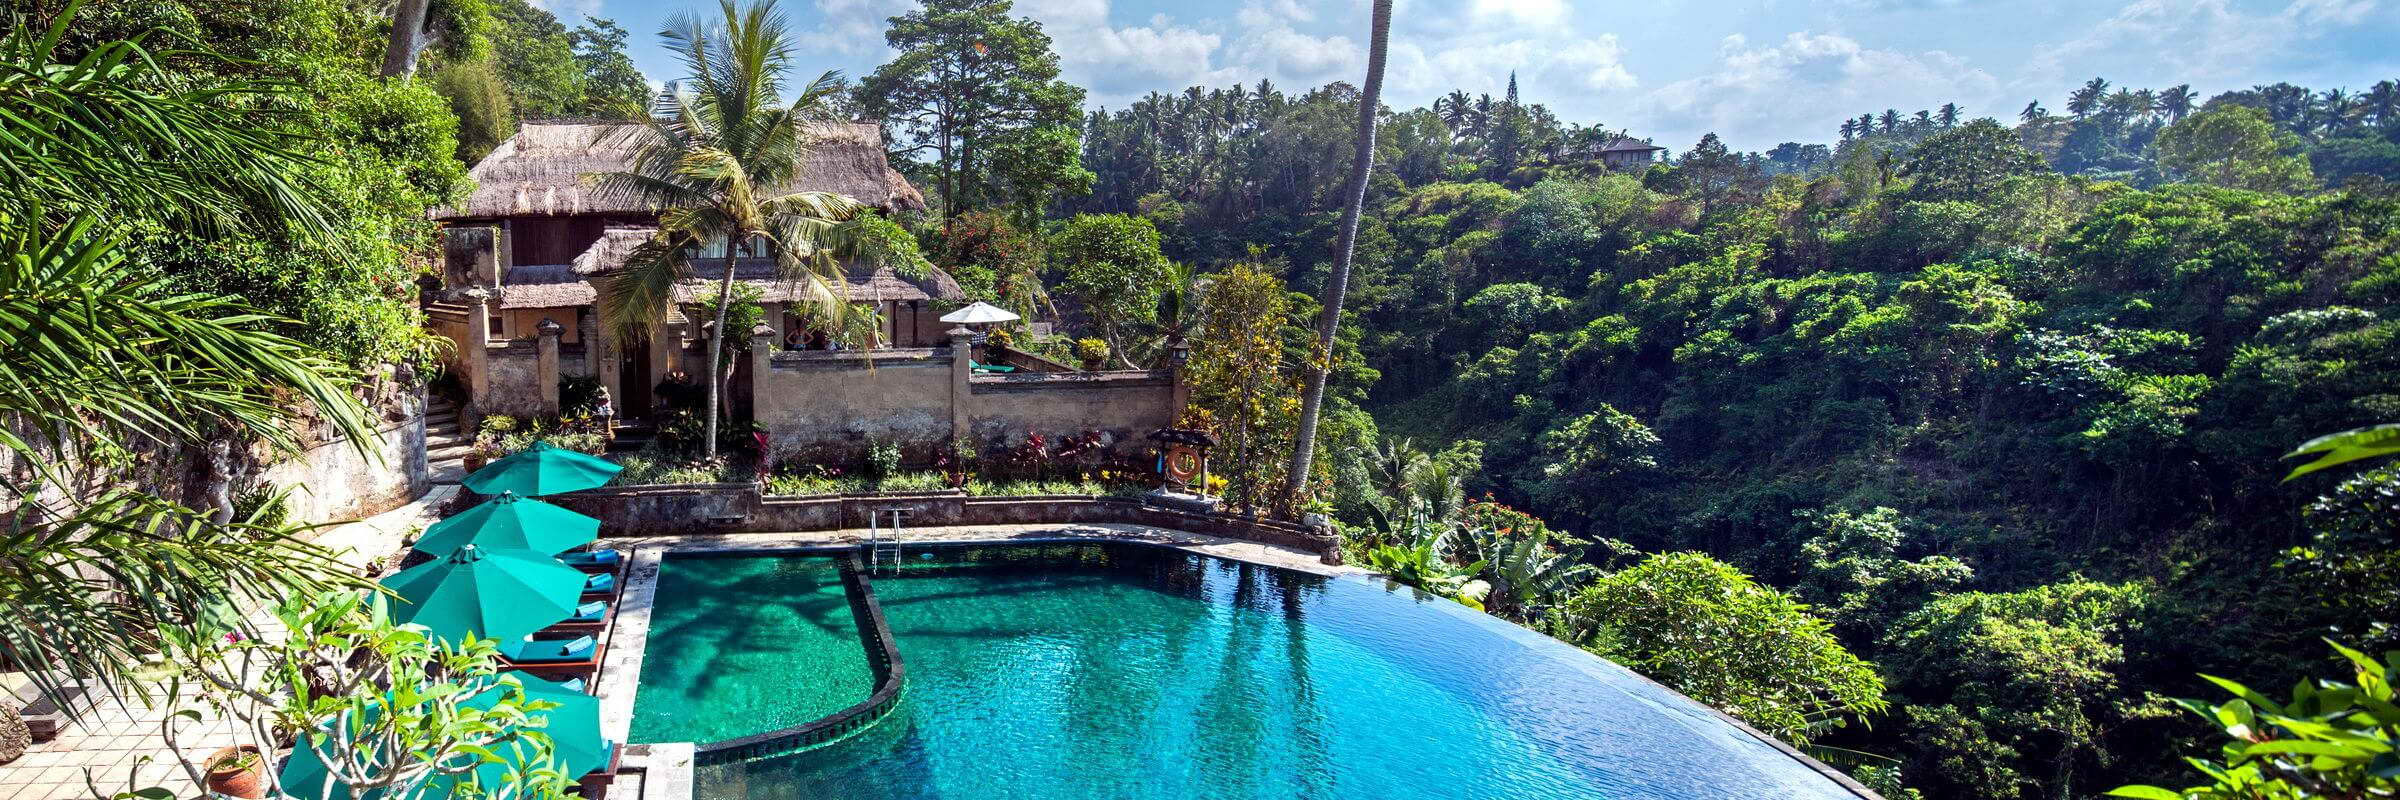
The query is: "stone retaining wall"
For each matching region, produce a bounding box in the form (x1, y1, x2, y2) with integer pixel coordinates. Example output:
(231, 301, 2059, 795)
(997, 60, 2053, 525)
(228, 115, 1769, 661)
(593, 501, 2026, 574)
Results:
(529, 484, 1340, 562)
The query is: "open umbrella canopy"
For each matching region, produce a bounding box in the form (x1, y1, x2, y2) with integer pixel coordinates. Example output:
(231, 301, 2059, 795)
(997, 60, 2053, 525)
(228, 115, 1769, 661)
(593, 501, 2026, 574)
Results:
(277, 675, 607, 800)
(382, 545, 584, 643)
(415, 492, 599, 557)
(464, 441, 622, 497)
(938, 300, 1020, 325)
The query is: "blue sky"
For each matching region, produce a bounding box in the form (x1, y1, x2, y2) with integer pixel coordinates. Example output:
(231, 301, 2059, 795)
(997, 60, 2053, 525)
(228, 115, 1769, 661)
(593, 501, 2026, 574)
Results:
(540, 0, 2400, 150)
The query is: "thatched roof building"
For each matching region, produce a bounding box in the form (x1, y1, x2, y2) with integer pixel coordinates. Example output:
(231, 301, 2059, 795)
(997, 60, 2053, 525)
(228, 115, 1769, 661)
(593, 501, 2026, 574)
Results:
(439, 121, 927, 220)
(493, 226, 964, 310)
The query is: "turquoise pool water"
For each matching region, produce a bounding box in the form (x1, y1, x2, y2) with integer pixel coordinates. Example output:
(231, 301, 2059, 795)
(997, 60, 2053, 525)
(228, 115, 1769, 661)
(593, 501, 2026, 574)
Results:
(635, 544, 1862, 800)
(627, 556, 871, 744)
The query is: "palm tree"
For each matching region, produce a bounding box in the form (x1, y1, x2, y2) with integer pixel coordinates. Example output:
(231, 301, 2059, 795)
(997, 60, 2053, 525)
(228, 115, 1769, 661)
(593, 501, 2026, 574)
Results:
(1280, 0, 1391, 515)
(2358, 80, 2396, 129)
(2020, 100, 2047, 123)
(1937, 102, 1962, 127)
(594, 0, 913, 460)
(2159, 84, 2195, 122)
(1434, 90, 1472, 137)
(0, 10, 379, 710)
(2067, 77, 2109, 118)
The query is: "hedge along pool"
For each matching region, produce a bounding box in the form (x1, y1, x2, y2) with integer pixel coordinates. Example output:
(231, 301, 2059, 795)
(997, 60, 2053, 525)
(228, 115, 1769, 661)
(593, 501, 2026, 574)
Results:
(630, 543, 1868, 800)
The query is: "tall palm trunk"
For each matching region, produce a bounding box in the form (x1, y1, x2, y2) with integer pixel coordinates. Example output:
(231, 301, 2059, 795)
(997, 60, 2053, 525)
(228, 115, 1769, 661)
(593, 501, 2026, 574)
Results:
(702, 247, 740, 459)
(1280, 0, 1391, 515)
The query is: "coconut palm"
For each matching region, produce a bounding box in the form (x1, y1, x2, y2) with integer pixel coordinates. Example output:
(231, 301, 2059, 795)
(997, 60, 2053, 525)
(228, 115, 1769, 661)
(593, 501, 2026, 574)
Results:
(593, 0, 918, 459)
(0, 8, 378, 711)
(2067, 77, 2108, 118)
(2020, 100, 2046, 123)
(2158, 84, 2196, 122)
(1281, 0, 1392, 514)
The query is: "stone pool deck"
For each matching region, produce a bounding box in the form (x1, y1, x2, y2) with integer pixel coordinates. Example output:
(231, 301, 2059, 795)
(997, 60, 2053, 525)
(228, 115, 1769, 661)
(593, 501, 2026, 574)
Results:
(0, 487, 453, 800)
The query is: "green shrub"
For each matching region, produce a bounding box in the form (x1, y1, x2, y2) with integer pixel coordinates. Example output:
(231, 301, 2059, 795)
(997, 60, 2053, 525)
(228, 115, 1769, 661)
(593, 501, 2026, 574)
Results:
(1073, 337, 1110, 365)
(865, 439, 902, 484)
(231, 486, 291, 530)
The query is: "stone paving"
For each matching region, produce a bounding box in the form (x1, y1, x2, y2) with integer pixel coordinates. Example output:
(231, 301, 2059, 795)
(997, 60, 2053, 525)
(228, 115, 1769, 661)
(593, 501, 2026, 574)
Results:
(0, 487, 453, 800)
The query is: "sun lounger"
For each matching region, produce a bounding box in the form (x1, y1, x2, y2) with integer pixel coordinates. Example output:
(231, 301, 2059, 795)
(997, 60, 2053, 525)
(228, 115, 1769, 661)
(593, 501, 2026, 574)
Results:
(561, 550, 621, 573)
(582, 572, 614, 596)
(500, 634, 603, 680)
(544, 600, 610, 634)
(970, 360, 1016, 373)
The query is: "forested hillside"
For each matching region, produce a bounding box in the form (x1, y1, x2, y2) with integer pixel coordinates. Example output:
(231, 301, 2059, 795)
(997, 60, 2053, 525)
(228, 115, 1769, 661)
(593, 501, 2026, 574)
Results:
(995, 65, 2400, 799)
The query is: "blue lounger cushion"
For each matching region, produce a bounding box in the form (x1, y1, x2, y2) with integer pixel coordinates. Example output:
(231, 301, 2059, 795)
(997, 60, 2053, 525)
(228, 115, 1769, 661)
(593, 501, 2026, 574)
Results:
(584, 573, 614, 593)
(559, 677, 587, 693)
(507, 635, 595, 662)
(562, 550, 621, 566)
(569, 601, 607, 623)
(970, 360, 1015, 373)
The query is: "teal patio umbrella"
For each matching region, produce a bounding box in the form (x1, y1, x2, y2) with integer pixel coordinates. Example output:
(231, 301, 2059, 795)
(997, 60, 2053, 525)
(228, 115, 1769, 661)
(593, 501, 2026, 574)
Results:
(464, 441, 622, 497)
(277, 674, 608, 800)
(381, 545, 584, 643)
(415, 492, 599, 557)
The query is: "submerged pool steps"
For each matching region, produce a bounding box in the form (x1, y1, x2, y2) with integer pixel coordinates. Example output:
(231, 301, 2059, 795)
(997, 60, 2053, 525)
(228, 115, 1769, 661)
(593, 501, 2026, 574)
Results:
(692, 553, 908, 765)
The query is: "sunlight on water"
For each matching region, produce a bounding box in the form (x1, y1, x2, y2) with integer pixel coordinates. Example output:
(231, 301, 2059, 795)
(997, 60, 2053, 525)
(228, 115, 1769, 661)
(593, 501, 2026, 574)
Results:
(633, 544, 1859, 800)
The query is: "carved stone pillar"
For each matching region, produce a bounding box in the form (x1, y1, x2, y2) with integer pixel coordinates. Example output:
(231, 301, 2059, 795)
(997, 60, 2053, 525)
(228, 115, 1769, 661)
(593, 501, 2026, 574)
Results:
(462, 290, 492, 415)
(536, 318, 563, 416)
(949, 326, 974, 443)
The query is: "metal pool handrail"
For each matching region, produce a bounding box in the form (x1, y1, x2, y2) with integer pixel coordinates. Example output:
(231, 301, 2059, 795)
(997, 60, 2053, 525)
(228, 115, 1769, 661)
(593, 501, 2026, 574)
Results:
(694, 553, 908, 764)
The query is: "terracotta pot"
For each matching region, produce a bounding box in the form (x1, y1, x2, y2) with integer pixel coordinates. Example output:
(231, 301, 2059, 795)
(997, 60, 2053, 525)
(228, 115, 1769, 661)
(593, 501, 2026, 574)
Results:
(204, 744, 266, 799)
(463, 452, 488, 472)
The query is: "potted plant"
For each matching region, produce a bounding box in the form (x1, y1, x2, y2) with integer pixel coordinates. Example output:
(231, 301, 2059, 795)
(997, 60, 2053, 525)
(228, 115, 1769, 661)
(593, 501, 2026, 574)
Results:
(1074, 338, 1110, 371)
(204, 744, 265, 799)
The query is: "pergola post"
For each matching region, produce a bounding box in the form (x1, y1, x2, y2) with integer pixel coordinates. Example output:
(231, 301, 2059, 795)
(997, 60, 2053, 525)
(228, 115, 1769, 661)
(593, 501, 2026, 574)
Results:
(462, 289, 492, 416)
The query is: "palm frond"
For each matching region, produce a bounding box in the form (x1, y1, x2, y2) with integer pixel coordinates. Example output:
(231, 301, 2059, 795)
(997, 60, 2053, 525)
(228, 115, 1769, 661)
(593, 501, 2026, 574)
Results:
(0, 491, 369, 715)
(597, 234, 692, 345)
(0, 5, 330, 238)
(0, 213, 373, 491)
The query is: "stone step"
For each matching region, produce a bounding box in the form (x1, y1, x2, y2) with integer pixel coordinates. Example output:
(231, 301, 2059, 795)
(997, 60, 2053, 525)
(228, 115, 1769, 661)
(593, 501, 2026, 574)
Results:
(427, 423, 462, 438)
(428, 444, 474, 460)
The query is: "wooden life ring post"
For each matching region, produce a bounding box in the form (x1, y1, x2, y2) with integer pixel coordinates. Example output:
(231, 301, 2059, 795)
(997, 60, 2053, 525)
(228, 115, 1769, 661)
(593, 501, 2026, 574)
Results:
(1147, 428, 1217, 498)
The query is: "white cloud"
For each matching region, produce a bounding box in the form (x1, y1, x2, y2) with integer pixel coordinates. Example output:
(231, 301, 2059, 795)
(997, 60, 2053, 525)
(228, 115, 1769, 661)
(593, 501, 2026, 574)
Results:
(1635, 32, 2001, 148)
(798, 0, 913, 57)
(2022, 0, 2381, 90)
(530, 0, 603, 17)
(1466, 0, 1570, 27)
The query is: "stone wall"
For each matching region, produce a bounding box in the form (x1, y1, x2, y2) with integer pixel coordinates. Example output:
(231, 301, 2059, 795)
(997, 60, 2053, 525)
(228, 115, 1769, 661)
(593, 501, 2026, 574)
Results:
(753, 349, 952, 464)
(966, 371, 1178, 451)
(483, 343, 548, 418)
(530, 484, 1340, 562)
(0, 385, 428, 527)
(255, 396, 429, 524)
(747, 339, 1181, 467)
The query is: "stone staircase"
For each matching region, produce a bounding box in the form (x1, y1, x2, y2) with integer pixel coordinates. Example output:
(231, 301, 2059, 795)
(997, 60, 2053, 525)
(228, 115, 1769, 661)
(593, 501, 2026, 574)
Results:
(426, 395, 471, 484)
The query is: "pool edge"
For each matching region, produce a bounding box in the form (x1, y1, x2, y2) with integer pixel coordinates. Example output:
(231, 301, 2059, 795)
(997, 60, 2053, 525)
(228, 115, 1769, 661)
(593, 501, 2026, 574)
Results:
(615, 528, 1883, 800)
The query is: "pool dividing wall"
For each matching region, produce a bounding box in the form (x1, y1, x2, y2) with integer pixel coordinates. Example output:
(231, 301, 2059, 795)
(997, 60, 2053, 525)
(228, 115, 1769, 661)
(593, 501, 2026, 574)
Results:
(693, 554, 906, 763)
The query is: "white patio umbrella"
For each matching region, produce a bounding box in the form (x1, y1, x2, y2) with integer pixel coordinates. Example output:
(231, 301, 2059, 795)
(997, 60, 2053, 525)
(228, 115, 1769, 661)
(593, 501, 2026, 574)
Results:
(939, 301, 1021, 325)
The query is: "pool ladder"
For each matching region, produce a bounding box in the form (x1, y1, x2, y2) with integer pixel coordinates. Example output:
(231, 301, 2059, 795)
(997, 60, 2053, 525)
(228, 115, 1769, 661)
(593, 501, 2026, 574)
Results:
(865, 507, 907, 574)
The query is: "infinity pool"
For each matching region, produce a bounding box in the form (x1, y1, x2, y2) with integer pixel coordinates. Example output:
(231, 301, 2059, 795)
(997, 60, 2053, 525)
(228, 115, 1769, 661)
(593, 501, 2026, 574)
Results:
(632, 543, 1863, 800)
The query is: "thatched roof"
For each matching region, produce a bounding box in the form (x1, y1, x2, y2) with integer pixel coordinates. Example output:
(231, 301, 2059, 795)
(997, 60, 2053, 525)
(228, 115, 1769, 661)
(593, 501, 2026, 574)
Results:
(495, 226, 964, 309)
(440, 121, 927, 220)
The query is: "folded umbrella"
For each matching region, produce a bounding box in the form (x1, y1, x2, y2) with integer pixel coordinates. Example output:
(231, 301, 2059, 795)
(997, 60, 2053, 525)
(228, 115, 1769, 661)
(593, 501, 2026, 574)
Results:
(415, 492, 600, 557)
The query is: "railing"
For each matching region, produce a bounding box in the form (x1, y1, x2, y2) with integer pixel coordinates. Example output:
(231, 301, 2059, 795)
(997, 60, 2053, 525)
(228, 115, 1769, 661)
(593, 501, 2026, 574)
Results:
(693, 553, 908, 764)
